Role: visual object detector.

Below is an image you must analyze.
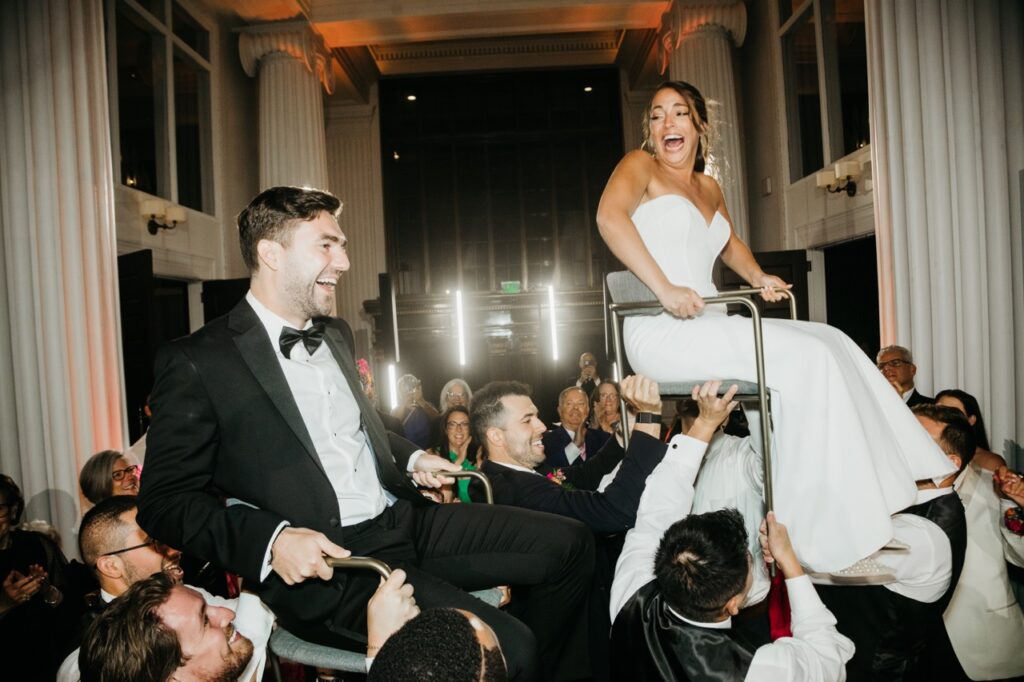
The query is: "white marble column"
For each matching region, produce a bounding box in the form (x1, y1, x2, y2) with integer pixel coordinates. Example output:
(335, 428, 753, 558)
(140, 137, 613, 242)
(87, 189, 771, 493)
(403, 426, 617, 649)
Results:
(325, 86, 386, 353)
(239, 26, 334, 190)
(659, 0, 749, 243)
(0, 0, 125, 552)
(866, 0, 1024, 464)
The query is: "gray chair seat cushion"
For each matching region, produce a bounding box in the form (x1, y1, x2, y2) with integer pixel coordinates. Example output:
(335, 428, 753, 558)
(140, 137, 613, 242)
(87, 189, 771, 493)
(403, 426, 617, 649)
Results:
(659, 380, 762, 396)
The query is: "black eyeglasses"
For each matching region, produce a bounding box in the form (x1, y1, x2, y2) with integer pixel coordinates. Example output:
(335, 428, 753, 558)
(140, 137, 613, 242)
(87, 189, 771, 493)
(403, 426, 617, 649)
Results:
(111, 464, 140, 482)
(877, 359, 909, 370)
(99, 539, 156, 560)
(446, 421, 470, 430)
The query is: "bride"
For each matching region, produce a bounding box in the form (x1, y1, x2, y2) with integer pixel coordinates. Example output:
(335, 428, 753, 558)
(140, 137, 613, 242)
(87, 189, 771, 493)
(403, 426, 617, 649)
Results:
(596, 81, 953, 572)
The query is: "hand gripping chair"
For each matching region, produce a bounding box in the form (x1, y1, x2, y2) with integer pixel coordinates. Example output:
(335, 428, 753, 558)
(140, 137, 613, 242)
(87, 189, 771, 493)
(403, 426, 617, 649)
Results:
(603, 271, 797, 527)
(266, 469, 500, 679)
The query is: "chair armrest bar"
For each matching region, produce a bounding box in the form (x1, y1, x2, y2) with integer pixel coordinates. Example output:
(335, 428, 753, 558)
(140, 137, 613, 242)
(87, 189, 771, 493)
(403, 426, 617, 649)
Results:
(326, 556, 392, 579)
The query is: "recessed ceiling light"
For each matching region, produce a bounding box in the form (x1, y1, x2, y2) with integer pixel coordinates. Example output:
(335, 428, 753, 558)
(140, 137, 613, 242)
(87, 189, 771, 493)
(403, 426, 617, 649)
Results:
(583, 86, 593, 93)
(406, 94, 417, 101)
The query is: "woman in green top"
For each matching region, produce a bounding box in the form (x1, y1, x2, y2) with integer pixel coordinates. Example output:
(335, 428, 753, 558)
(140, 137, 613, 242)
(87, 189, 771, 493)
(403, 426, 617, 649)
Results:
(428, 405, 479, 504)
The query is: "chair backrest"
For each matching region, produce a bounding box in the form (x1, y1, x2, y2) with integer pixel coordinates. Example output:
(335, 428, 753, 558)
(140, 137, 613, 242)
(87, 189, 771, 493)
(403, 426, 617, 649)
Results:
(606, 271, 658, 305)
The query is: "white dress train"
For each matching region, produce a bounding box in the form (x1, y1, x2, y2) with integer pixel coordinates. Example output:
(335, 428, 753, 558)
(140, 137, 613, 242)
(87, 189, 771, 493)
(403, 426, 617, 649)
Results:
(624, 194, 954, 572)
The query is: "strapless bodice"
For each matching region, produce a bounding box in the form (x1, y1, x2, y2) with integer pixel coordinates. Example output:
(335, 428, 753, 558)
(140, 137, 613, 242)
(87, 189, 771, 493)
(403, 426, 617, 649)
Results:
(631, 194, 730, 297)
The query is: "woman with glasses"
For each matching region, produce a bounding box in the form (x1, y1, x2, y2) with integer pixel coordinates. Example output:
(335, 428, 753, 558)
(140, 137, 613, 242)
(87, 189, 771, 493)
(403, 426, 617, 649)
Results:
(0, 474, 83, 680)
(427, 406, 480, 504)
(79, 450, 139, 506)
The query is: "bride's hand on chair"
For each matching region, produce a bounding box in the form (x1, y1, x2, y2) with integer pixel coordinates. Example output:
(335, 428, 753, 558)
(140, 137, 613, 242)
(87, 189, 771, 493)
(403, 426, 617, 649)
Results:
(656, 284, 705, 318)
(751, 272, 792, 302)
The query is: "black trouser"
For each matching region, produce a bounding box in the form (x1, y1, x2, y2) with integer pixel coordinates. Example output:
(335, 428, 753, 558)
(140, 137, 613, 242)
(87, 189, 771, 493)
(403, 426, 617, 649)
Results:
(280, 500, 595, 681)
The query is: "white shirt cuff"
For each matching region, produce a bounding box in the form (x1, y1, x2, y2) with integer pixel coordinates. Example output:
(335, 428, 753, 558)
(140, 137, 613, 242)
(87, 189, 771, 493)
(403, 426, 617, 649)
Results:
(260, 521, 291, 582)
(784, 574, 820, 615)
(406, 449, 425, 472)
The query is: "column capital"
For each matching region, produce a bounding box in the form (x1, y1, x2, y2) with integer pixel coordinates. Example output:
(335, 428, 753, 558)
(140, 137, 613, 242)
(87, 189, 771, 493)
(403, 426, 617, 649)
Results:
(657, 0, 746, 73)
(239, 22, 336, 94)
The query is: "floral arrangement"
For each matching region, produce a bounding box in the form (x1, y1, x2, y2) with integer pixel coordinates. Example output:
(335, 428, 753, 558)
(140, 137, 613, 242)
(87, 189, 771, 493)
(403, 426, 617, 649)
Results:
(1005, 506, 1024, 536)
(545, 469, 575, 491)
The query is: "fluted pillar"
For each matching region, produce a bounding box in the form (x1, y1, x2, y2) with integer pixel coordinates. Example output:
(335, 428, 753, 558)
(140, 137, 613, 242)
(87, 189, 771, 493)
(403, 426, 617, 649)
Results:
(866, 0, 1024, 465)
(658, 0, 749, 242)
(325, 87, 386, 351)
(239, 26, 334, 190)
(0, 0, 124, 553)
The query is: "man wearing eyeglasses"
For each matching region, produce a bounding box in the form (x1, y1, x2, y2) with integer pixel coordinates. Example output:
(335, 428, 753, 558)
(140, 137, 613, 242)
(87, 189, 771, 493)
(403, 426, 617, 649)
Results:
(57, 495, 243, 681)
(877, 345, 933, 408)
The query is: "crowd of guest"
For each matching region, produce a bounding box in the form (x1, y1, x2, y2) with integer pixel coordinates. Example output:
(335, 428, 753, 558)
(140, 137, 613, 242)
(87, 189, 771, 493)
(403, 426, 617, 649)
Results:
(5, 338, 1024, 682)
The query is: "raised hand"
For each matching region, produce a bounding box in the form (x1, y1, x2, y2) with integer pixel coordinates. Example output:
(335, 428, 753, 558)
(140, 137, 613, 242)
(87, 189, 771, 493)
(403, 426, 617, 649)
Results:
(994, 466, 1024, 507)
(270, 527, 351, 585)
(759, 512, 803, 578)
(2, 568, 44, 608)
(366, 568, 420, 656)
(686, 380, 738, 442)
(656, 284, 705, 319)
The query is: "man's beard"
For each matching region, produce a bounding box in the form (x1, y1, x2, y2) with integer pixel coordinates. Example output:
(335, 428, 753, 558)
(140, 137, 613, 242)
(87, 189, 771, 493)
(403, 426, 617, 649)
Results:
(282, 272, 334, 321)
(210, 629, 255, 682)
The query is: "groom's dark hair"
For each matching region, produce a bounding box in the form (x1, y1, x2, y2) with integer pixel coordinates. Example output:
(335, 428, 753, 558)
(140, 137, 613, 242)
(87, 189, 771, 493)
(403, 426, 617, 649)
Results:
(655, 508, 749, 621)
(237, 186, 342, 273)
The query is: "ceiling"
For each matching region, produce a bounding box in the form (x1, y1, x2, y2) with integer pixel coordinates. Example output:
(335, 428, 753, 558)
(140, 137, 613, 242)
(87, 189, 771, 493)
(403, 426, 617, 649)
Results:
(210, 0, 668, 100)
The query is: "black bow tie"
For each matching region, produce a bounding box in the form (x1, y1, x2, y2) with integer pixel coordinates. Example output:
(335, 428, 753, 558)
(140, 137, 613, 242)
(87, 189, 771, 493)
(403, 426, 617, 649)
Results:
(279, 322, 326, 359)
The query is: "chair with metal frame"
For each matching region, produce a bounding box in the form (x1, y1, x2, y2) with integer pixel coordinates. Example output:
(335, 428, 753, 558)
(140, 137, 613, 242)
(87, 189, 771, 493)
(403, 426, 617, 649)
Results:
(604, 270, 797, 525)
(264, 469, 500, 679)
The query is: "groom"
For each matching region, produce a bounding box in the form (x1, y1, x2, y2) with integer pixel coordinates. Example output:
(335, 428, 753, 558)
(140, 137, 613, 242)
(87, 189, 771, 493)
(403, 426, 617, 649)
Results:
(137, 186, 594, 680)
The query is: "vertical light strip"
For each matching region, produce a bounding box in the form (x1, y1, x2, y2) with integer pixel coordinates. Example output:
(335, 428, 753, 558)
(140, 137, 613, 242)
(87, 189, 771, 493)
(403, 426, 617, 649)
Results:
(611, 361, 620, 382)
(548, 285, 559, 361)
(455, 289, 466, 366)
(387, 363, 398, 410)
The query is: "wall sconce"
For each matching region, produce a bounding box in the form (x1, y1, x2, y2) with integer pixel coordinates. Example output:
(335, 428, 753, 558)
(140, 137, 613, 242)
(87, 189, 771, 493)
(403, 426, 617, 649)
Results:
(816, 161, 862, 197)
(141, 199, 187, 235)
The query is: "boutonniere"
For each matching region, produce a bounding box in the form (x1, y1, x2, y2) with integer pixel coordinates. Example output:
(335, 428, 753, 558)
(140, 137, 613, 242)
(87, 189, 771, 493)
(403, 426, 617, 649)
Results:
(546, 469, 575, 491)
(1005, 506, 1024, 536)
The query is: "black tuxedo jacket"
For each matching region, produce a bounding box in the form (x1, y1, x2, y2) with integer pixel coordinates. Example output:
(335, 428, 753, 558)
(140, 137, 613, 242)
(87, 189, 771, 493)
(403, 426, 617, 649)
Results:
(542, 425, 612, 468)
(137, 299, 427, 601)
(906, 389, 934, 409)
(476, 431, 666, 533)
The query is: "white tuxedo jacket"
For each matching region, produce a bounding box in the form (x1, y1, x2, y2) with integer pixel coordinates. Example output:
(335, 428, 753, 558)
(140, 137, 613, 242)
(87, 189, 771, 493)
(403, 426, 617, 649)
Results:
(944, 465, 1024, 680)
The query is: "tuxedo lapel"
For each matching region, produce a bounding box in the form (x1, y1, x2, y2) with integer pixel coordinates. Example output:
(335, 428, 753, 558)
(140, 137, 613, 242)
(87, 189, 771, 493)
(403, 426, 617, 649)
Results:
(230, 302, 328, 479)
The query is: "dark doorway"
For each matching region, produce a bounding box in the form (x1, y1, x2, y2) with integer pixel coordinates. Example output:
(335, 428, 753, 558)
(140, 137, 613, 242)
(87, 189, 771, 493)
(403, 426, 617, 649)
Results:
(201, 278, 249, 323)
(118, 251, 191, 442)
(823, 236, 879, 358)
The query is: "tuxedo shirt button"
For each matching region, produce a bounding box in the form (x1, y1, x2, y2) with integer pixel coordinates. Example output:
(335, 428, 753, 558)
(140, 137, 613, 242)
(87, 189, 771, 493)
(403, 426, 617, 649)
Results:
(329, 517, 340, 527)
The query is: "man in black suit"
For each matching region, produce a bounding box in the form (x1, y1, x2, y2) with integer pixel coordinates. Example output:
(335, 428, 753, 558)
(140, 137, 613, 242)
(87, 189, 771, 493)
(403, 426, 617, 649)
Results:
(472, 376, 667, 533)
(877, 344, 933, 407)
(137, 187, 593, 681)
(542, 386, 611, 468)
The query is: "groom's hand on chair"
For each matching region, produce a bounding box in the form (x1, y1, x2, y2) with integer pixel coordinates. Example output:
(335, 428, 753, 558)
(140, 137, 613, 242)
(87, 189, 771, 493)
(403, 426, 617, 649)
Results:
(271, 527, 350, 585)
(687, 381, 738, 442)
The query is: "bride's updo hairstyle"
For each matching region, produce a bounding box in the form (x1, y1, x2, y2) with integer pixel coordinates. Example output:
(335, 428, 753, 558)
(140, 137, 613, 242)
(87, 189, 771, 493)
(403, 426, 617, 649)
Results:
(642, 81, 710, 173)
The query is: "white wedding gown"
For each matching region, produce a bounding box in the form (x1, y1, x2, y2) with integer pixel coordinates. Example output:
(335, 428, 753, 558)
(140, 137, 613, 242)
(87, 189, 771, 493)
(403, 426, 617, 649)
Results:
(624, 194, 954, 572)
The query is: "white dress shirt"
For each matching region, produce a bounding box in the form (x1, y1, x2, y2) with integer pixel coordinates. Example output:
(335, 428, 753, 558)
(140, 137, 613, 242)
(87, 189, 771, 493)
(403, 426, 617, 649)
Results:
(611, 433, 854, 682)
(247, 293, 423, 579)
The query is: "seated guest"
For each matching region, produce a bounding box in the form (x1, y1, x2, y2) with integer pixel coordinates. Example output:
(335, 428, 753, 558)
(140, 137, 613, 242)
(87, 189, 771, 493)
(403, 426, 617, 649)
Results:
(877, 345, 933, 407)
(429, 378, 474, 446)
(79, 567, 418, 682)
(935, 388, 1007, 471)
(542, 386, 611, 468)
(609, 383, 854, 681)
(915, 406, 1024, 681)
(79, 450, 139, 506)
(589, 381, 622, 438)
(368, 607, 507, 682)
(427, 406, 480, 504)
(391, 373, 439, 448)
(0, 474, 84, 681)
(471, 375, 668, 534)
